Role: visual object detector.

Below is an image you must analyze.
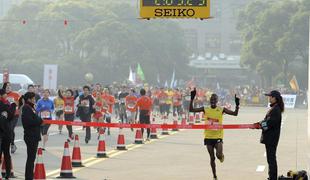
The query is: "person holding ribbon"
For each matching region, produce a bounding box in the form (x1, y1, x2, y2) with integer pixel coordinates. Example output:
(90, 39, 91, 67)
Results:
(0, 83, 16, 179)
(36, 89, 54, 150)
(252, 90, 284, 180)
(189, 88, 240, 180)
(20, 92, 43, 180)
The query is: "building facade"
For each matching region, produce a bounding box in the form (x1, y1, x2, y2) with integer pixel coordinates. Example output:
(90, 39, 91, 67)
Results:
(177, 0, 256, 56)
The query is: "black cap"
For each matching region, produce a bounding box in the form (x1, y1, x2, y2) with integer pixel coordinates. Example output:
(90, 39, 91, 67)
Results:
(264, 90, 281, 98)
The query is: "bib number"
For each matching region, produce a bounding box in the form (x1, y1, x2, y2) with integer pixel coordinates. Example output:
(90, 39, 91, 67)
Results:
(65, 106, 73, 113)
(41, 111, 51, 119)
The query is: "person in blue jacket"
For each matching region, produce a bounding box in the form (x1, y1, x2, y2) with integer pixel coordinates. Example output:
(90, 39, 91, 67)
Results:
(36, 89, 54, 150)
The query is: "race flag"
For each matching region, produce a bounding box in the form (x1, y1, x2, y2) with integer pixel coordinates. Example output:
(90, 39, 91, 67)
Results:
(164, 80, 168, 88)
(128, 66, 134, 82)
(170, 68, 175, 88)
(186, 77, 195, 88)
(173, 80, 178, 88)
(289, 75, 299, 92)
(157, 73, 160, 84)
(137, 63, 145, 81)
(216, 82, 220, 90)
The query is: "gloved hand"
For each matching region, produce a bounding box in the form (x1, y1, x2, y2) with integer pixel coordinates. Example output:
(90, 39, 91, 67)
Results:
(260, 120, 268, 131)
(190, 88, 196, 101)
(235, 94, 240, 107)
(252, 122, 261, 129)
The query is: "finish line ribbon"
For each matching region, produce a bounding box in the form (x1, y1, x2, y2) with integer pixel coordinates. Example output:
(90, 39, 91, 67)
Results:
(43, 120, 256, 130)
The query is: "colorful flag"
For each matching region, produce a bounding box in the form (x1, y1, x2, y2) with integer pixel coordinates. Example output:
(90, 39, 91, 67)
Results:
(170, 68, 175, 88)
(128, 66, 134, 82)
(186, 77, 195, 88)
(137, 63, 145, 82)
(157, 73, 160, 84)
(289, 75, 299, 92)
(173, 80, 178, 88)
(164, 80, 168, 88)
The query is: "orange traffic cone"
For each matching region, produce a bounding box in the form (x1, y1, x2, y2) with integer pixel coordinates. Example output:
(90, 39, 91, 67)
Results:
(134, 129, 143, 144)
(34, 148, 46, 180)
(195, 113, 200, 123)
(161, 117, 169, 135)
(189, 112, 194, 125)
(57, 141, 75, 178)
(72, 135, 83, 167)
(172, 115, 178, 131)
(150, 127, 158, 139)
(97, 129, 107, 158)
(116, 129, 127, 150)
(1, 155, 16, 178)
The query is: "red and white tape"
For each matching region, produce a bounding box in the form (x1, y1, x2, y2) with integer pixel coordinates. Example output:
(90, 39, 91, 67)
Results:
(43, 120, 256, 130)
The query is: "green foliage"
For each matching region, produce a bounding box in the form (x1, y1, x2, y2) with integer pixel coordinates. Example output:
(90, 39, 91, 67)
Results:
(0, 0, 189, 86)
(237, 0, 309, 89)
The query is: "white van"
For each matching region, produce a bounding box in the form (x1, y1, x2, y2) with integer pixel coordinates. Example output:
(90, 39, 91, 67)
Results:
(0, 74, 35, 91)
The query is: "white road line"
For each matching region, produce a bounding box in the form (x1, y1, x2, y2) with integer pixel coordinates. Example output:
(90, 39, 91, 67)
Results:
(256, 165, 265, 172)
(15, 126, 83, 142)
(49, 132, 59, 136)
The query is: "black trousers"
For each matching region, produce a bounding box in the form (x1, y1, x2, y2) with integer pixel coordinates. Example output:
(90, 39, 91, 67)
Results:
(64, 113, 74, 138)
(81, 115, 91, 140)
(24, 139, 39, 180)
(1, 138, 11, 178)
(119, 104, 127, 123)
(10, 116, 19, 145)
(265, 144, 278, 180)
(139, 110, 150, 138)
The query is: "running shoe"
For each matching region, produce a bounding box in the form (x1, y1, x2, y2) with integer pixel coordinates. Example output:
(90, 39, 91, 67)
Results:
(219, 155, 224, 163)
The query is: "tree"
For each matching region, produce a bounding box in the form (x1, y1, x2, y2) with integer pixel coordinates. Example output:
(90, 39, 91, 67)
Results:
(237, 0, 309, 89)
(0, 0, 189, 86)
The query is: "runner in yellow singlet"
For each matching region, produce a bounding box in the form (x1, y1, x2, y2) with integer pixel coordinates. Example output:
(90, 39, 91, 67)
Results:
(189, 88, 240, 180)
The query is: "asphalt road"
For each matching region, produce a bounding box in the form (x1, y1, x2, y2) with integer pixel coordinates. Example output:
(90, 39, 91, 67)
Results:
(9, 107, 308, 180)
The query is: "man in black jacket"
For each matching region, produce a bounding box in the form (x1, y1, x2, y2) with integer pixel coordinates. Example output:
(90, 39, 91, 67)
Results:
(78, 86, 95, 144)
(253, 90, 284, 180)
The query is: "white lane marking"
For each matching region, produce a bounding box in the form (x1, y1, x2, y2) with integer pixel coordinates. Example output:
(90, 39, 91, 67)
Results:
(49, 132, 59, 136)
(14, 127, 84, 143)
(74, 127, 83, 131)
(47, 130, 180, 177)
(256, 165, 265, 172)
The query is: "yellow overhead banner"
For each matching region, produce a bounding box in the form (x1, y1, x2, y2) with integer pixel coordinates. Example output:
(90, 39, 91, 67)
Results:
(140, 0, 211, 19)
